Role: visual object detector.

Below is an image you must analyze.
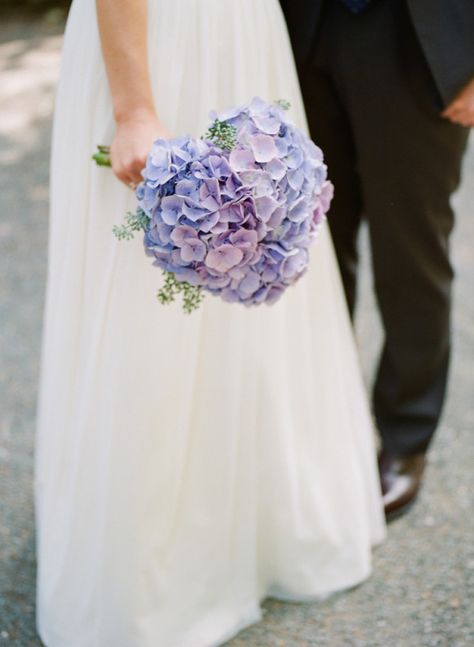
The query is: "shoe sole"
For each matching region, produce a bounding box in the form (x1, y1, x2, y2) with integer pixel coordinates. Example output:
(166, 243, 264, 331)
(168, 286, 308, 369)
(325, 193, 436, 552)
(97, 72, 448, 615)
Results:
(385, 497, 417, 523)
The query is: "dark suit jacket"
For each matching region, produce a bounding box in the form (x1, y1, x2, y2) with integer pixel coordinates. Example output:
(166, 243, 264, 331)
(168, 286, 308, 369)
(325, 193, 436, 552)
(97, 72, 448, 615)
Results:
(280, 0, 474, 105)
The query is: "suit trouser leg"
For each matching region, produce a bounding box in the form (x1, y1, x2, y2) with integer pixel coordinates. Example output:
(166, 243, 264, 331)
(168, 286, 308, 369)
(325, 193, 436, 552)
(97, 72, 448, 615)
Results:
(298, 58, 363, 317)
(300, 0, 470, 454)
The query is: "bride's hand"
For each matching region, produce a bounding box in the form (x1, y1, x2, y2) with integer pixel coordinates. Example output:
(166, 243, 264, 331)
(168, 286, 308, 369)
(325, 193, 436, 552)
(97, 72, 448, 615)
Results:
(110, 109, 171, 188)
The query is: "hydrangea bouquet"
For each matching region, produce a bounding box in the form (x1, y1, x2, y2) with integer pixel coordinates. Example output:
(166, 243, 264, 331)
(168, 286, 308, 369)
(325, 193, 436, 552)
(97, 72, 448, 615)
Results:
(93, 98, 333, 313)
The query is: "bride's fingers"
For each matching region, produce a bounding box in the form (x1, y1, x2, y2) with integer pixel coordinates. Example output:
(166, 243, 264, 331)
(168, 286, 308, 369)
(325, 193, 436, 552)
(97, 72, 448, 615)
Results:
(111, 159, 144, 187)
(109, 120, 172, 187)
(129, 161, 146, 183)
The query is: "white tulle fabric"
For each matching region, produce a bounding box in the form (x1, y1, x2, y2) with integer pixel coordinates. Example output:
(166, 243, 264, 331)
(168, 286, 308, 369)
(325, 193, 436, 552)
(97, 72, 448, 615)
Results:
(35, 1, 385, 645)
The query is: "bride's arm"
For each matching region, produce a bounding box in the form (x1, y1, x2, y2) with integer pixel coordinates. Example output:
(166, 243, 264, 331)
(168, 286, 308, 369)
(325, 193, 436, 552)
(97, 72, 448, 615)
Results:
(96, 0, 170, 186)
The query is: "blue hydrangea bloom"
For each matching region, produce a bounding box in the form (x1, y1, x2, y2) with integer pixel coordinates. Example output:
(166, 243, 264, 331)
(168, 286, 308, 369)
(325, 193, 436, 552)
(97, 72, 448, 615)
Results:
(136, 97, 334, 307)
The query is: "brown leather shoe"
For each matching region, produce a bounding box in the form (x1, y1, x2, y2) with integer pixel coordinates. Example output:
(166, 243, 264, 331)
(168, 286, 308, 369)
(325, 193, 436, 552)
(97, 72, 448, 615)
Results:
(379, 451, 426, 521)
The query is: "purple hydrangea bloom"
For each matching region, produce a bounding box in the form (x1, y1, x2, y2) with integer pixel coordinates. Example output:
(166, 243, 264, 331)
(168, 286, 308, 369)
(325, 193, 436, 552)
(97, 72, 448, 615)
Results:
(136, 98, 333, 307)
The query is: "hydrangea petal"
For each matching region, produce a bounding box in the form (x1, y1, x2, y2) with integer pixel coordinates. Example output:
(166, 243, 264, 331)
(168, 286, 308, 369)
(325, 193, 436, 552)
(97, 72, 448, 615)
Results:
(252, 114, 281, 135)
(249, 134, 279, 163)
(170, 224, 197, 246)
(181, 239, 207, 263)
(229, 149, 256, 172)
(255, 196, 279, 223)
(161, 195, 184, 225)
(205, 245, 244, 273)
(265, 158, 287, 181)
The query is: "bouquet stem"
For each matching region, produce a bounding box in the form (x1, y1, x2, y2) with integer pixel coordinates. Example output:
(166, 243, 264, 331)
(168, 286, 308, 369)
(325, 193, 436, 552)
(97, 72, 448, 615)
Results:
(92, 145, 111, 167)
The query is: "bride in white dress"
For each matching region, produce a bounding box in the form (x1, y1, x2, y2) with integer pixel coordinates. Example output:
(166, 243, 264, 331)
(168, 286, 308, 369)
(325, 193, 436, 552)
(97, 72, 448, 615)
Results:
(35, 0, 385, 645)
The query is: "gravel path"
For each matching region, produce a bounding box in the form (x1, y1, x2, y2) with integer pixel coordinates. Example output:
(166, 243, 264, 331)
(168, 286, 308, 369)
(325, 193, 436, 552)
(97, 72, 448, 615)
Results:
(1, 18, 473, 647)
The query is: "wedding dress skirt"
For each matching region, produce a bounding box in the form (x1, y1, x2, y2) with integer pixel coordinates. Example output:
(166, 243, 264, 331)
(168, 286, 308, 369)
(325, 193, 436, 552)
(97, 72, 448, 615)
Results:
(35, 1, 386, 645)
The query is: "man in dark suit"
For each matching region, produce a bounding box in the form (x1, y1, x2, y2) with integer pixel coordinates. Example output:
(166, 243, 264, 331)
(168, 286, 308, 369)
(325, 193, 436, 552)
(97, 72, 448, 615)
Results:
(280, 0, 474, 519)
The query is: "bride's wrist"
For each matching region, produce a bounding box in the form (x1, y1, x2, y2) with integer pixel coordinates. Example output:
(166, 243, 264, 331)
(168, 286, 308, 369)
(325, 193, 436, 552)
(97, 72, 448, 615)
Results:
(114, 104, 158, 127)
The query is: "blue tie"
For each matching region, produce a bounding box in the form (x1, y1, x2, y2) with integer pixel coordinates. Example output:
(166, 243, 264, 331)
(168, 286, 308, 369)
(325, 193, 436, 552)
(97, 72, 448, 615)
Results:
(339, 0, 373, 14)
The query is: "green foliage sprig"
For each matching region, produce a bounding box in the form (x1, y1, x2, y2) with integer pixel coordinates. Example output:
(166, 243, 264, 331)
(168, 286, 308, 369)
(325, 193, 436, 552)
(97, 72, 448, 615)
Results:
(275, 99, 291, 111)
(157, 272, 204, 314)
(204, 120, 237, 151)
(112, 209, 150, 240)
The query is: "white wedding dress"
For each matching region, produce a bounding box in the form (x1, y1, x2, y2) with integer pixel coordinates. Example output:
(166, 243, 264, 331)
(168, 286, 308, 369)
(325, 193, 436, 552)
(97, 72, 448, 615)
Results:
(35, 1, 385, 645)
